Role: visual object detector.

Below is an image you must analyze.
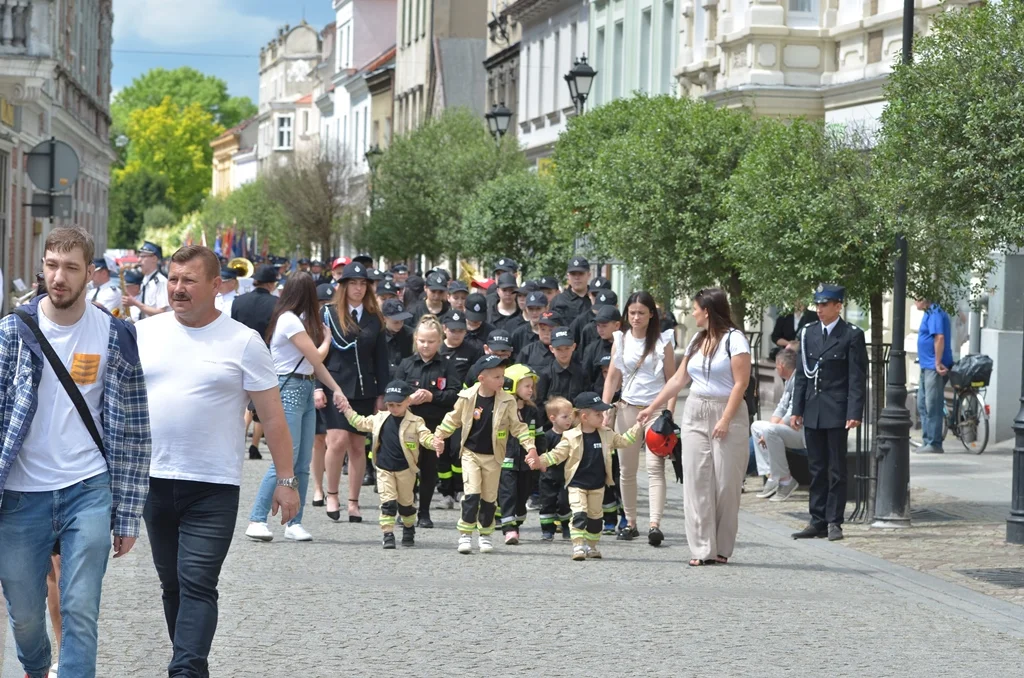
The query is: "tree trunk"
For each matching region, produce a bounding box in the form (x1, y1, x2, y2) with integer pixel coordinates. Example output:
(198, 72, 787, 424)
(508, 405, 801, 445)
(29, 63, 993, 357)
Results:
(726, 270, 746, 328)
(866, 291, 886, 523)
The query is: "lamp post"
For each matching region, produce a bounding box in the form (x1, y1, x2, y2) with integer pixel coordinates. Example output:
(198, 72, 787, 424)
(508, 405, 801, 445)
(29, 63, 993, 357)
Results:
(564, 55, 597, 114)
(484, 102, 513, 142)
(873, 0, 915, 528)
(1009, 325, 1024, 543)
(364, 144, 383, 224)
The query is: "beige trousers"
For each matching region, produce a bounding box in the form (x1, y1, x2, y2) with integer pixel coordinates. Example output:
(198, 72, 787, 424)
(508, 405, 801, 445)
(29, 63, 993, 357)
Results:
(616, 402, 666, 526)
(377, 468, 417, 531)
(462, 450, 501, 502)
(680, 395, 749, 560)
(568, 487, 604, 543)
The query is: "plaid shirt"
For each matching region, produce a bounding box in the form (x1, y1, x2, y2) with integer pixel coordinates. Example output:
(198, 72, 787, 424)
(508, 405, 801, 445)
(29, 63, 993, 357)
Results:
(0, 297, 152, 537)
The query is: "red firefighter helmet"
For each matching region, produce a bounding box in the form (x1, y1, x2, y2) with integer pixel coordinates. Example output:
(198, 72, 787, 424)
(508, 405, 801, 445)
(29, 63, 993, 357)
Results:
(646, 410, 679, 457)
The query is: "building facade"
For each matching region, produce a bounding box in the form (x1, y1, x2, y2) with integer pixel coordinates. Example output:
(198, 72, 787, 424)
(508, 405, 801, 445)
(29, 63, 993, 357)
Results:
(509, 0, 588, 163)
(0, 0, 116, 308)
(256, 22, 322, 173)
(393, 0, 486, 135)
(588, 0, 679, 106)
(485, 1, 521, 136)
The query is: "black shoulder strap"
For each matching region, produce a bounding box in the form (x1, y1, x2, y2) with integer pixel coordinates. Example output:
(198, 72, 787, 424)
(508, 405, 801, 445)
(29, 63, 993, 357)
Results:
(725, 330, 732, 359)
(13, 309, 106, 456)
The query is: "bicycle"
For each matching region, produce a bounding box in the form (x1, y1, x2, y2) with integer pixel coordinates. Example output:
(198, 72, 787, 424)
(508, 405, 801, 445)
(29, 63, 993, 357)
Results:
(941, 379, 990, 454)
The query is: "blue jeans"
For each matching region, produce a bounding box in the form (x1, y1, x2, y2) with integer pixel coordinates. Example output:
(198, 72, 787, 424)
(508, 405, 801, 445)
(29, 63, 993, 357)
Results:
(249, 376, 315, 526)
(918, 368, 947, 448)
(0, 472, 113, 678)
(143, 477, 238, 678)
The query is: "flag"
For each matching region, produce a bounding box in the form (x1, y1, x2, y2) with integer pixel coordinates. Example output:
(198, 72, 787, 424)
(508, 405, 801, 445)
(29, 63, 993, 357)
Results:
(201, 228, 208, 248)
(233, 229, 243, 257)
(214, 233, 222, 256)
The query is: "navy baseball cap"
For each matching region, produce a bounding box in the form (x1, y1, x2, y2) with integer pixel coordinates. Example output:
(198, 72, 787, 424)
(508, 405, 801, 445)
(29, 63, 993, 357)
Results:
(426, 273, 448, 291)
(550, 327, 574, 347)
(493, 258, 518, 273)
(814, 283, 845, 303)
(486, 330, 513, 352)
(595, 306, 622, 324)
(383, 380, 415, 403)
(465, 293, 488, 321)
(537, 276, 560, 291)
(517, 280, 538, 295)
(443, 310, 468, 330)
(525, 291, 548, 308)
(317, 283, 335, 302)
(497, 272, 518, 289)
(567, 256, 589, 273)
(382, 299, 413, 321)
(592, 290, 618, 308)
(474, 354, 508, 373)
(589, 277, 610, 292)
(538, 311, 562, 327)
(596, 353, 612, 369)
(448, 280, 469, 294)
(377, 280, 399, 296)
(574, 391, 612, 411)
(391, 263, 409, 273)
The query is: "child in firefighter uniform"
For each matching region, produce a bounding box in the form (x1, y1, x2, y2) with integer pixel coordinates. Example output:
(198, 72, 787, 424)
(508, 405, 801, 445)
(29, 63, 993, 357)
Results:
(498, 364, 546, 545)
(528, 392, 639, 561)
(343, 380, 435, 549)
(539, 397, 574, 540)
(433, 355, 536, 554)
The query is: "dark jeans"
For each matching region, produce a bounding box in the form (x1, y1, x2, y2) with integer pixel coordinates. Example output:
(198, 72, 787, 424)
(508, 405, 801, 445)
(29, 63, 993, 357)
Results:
(804, 427, 847, 529)
(143, 478, 239, 678)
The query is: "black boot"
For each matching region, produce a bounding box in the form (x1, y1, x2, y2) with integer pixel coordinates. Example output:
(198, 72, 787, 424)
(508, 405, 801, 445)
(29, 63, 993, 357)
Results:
(362, 465, 375, 487)
(382, 532, 396, 549)
(248, 444, 262, 460)
(402, 525, 415, 547)
(417, 513, 434, 529)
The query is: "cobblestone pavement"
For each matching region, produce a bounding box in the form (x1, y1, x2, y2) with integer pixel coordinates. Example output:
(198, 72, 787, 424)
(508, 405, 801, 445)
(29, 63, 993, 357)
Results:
(5, 456, 1024, 677)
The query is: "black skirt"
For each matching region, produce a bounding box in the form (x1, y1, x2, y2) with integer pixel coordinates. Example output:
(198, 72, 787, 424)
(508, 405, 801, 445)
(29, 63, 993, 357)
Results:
(321, 394, 376, 433)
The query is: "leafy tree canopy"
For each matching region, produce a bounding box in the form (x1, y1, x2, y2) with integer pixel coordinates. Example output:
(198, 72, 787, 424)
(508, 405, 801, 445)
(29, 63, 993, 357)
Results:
(198, 179, 290, 254)
(112, 67, 256, 133)
(107, 167, 171, 248)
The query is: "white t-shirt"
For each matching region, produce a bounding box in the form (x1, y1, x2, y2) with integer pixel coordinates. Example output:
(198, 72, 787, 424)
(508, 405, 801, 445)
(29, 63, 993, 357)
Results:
(137, 311, 278, 486)
(612, 328, 675, 406)
(686, 328, 749, 398)
(270, 311, 313, 375)
(7, 303, 111, 491)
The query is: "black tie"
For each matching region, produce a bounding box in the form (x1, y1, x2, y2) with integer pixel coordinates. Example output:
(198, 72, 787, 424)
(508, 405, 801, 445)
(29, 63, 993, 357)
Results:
(92, 287, 99, 301)
(351, 309, 358, 323)
(822, 326, 828, 339)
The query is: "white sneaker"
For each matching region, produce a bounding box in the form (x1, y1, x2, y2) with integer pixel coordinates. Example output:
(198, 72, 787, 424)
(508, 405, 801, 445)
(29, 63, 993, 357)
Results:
(458, 533, 473, 554)
(245, 522, 273, 542)
(478, 535, 494, 553)
(756, 478, 779, 499)
(284, 524, 313, 541)
(770, 480, 799, 502)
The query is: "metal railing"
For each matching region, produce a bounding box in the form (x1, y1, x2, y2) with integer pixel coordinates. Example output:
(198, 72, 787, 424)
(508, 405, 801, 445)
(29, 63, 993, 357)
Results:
(848, 342, 890, 523)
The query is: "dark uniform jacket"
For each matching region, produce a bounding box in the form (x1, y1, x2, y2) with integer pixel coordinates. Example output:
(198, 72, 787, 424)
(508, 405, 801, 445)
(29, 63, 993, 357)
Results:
(385, 324, 414, 379)
(404, 299, 451, 327)
(394, 353, 462, 428)
(230, 288, 278, 342)
(582, 337, 613, 389)
(440, 340, 484, 387)
(466, 320, 496, 347)
(323, 305, 390, 401)
(489, 305, 525, 332)
(518, 340, 555, 374)
(510, 322, 539, 357)
(550, 288, 591, 323)
(792, 318, 868, 430)
(536, 359, 588, 411)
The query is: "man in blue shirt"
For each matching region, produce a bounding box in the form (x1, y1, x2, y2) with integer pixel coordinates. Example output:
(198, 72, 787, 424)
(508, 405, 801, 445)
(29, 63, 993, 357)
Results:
(915, 299, 953, 453)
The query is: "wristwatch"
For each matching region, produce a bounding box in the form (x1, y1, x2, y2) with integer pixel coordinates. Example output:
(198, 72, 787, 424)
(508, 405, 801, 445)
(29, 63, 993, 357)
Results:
(276, 476, 299, 490)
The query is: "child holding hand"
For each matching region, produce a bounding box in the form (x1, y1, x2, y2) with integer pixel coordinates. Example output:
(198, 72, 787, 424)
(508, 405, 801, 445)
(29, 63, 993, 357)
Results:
(527, 392, 640, 561)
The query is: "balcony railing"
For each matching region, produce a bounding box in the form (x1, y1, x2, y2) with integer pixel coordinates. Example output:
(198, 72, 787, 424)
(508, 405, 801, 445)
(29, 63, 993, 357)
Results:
(0, 0, 32, 52)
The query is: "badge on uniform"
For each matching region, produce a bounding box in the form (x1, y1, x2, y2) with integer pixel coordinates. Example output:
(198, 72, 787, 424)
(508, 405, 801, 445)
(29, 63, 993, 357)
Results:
(473, 407, 483, 420)
(405, 442, 417, 450)
(436, 377, 446, 390)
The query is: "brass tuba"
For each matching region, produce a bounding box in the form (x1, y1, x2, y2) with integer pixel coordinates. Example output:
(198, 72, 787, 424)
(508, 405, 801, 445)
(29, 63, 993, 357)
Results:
(228, 257, 254, 279)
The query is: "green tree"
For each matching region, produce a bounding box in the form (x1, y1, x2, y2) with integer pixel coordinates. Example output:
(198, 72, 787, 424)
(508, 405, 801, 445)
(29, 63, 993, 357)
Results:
(107, 167, 171, 248)
(552, 95, 752, 321)
(112, 67, 256, 134)
(461, 170, 571, 278)
(119, 97, 224, 216)
(366, 107, 525, 262)
(142, 204, 177, 230)
(263, 152, 354, 258)
(875, 1, 1024, 301)
(197, 179, 290, 254)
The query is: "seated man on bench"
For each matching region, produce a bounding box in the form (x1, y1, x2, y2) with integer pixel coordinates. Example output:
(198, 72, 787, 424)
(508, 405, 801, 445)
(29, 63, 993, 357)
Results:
(751, 346, 803, 501)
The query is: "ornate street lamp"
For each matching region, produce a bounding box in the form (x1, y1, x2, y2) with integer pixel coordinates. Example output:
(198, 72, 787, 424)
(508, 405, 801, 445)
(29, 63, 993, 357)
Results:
(364, 144, 383, 174)
(564, 55, 597, 114)
(485, 102, 513, 141)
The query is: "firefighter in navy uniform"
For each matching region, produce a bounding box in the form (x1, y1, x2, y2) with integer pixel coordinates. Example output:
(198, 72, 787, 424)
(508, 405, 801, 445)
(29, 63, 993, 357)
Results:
(393, 317, 462, 528)
(790, 284, 868, 542)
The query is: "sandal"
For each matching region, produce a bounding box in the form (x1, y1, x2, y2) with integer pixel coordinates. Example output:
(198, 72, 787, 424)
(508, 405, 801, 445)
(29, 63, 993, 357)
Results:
(325, 492, 341, 521)
(311, 491, 326, 507)
(716, 555, 729, 564)
(348, 499, 362, 523)
(688, 559, 717, 567)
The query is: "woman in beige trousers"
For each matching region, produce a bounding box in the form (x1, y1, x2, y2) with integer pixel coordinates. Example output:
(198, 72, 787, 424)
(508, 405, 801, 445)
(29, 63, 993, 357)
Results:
(602, 291, 676, 546)
(640, 288, 751, 566)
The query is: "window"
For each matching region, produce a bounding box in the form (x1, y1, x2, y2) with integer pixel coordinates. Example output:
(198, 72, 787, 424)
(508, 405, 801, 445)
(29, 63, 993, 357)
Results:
(538, 39, 545, 115)
(693, 2, 706, 63)
(373, 120, 380, 146)
(867, 30, 883, 64)
(421, 0, 427, 37)
(661, 0, 677, 93)
(415, 0, 420, 38)
(787, 0, 819, 27)
(302, 110, 310, 134)
(354, 110, 360, 161)
(275, 115, 293, 150)
(552, 32, 560, 111)
(520, 43, 529, 121)
(612, 21, 624, 100)
(363, 111, 368, 155)
(594, 27, 605, 105)
(639, 9, 652, 93)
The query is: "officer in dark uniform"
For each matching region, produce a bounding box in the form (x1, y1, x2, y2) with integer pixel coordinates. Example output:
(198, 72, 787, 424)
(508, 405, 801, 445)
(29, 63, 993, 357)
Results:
(405, 272, 451, 326)
(550, 256, 593, 322)
(230, 264, 280, 342)
(581, 305, 621, 387)
(485, 257, 518, 316)
(517, 310, 561, 373)
(377, 279, 400, 303)
(489, 272, 525, 332)
(570, 289, 617, 355)
(381, 299, 414, 379)
(510, 290, 549, 357)
(465, 293, 495, 345)
(535, 326, 588, 413)
(791, 284, 868, 542)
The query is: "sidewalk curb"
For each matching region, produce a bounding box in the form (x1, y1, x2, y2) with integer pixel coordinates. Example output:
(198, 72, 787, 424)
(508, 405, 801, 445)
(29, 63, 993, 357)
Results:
(742, 510, 1024, 639)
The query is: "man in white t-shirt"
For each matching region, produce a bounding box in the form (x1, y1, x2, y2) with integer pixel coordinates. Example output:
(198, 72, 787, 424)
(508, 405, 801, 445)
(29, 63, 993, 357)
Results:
(136, 244, 299, 676)
(0, 226, 151, 678)
(123, 240, 169, 319)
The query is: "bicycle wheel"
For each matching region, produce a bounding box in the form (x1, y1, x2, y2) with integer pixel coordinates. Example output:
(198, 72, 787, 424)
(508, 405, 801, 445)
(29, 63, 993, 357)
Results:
(956, 391, 989, 454)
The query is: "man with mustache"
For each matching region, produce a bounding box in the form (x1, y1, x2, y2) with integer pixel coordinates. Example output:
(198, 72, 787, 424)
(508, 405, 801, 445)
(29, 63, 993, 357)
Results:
(135, 245, 299, 676)
(0, 226, 151, 678)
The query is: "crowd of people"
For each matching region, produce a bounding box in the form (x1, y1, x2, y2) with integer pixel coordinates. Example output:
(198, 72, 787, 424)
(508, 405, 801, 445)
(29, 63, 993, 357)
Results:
(0, 227, 870, 677)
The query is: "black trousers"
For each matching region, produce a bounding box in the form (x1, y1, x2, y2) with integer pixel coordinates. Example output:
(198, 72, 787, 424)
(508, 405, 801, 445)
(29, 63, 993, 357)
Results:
(805, 426, 848, 528)
(143, 478, 238, 678)
(498, 467, 532, 533)
(437, 434, 464, 498)
(539, 464, 570, 532)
